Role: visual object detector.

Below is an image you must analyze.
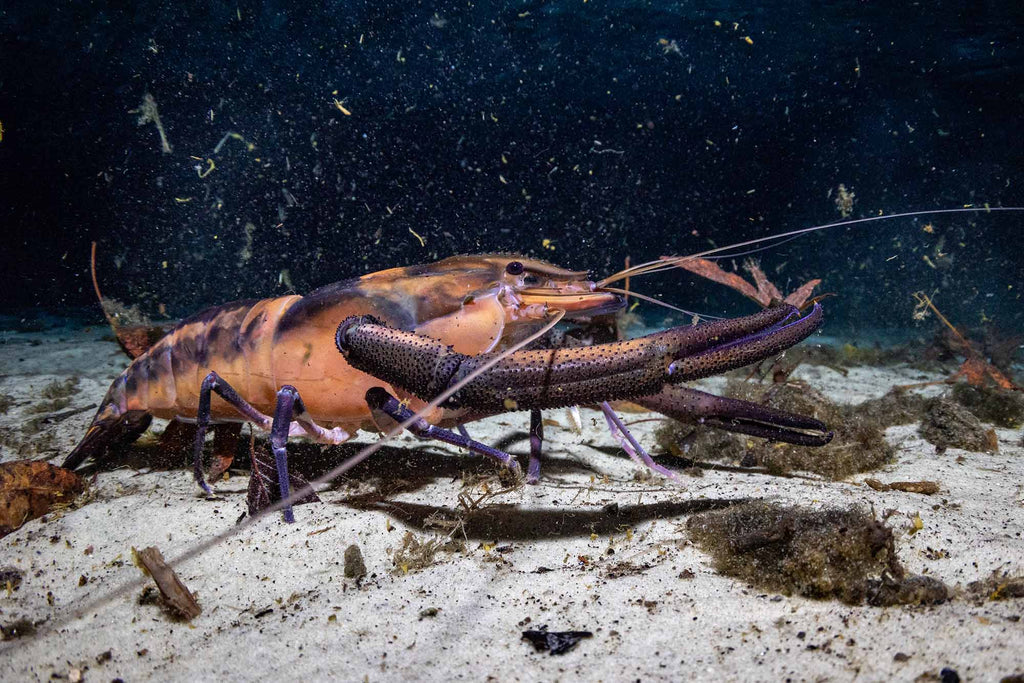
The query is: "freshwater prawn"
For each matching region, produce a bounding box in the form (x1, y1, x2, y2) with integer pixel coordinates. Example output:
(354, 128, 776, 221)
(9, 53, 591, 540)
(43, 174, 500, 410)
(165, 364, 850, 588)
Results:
(63, 254, 828, 521)
(61, 207, 1020, 522)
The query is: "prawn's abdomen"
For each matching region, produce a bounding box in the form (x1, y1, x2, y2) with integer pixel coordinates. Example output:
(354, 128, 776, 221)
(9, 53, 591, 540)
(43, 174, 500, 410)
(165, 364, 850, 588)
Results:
(125, 289, 419, 426)
(119, 298, 285, 421)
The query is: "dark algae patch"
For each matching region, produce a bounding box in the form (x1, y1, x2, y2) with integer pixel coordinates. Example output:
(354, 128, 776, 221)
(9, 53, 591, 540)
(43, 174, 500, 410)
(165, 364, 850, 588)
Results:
(866, 574, 949, 607)
(742, 383, 897, 479)
(687, 502, 948, 605)
(343, 544, 367, 580)
(964, 570, 1024, 602)
(0, 617, 37, 641)
(949, 383, 1024, 429)
(39, 377, 79, 401)
(25, 378, 80, 415)
(920, 398, 999, 453)
(854, 388, 927, 428)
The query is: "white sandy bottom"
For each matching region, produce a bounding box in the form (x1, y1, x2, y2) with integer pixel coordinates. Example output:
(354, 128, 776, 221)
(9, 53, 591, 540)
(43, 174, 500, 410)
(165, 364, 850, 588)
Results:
(1, 332, 1022, 681)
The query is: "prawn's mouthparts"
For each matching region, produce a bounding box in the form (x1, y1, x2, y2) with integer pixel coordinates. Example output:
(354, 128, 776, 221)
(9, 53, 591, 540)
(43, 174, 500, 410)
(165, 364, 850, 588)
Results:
(517, 286, 624, 318)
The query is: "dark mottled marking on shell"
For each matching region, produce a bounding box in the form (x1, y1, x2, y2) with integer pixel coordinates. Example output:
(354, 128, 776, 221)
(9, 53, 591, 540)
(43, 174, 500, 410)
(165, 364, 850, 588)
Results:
(123, 365, 140, 396)
(171, 332, 203, 365)
(275, 278, 416, 338)
(177, 300, 259, 329)
(242, 310, 268, 341)
(141, 343, 172, 384)
(203, 304, 251, 361)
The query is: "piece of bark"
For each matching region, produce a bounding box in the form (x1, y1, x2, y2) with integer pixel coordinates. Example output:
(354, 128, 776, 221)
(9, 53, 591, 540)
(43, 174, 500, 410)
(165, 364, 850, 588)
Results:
(132, 546, 201, 620)
(0, 461, 84, 538)
(863, 479, 939, 495)
(888, 481, 940, 495)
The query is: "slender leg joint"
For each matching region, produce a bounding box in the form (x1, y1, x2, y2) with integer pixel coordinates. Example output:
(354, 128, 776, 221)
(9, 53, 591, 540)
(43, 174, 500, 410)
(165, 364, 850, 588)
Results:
(365, 387, 523, 476)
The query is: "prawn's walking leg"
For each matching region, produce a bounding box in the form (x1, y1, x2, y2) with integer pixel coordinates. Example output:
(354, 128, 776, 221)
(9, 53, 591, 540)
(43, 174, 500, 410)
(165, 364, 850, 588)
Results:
(194, 372, 271, 494)
(269, 387, 303, 524)
(195, 372, 336, 522)
(528, 409, 543, 484)
(365, 388, 523, 475)
(600, 402, 677, 479)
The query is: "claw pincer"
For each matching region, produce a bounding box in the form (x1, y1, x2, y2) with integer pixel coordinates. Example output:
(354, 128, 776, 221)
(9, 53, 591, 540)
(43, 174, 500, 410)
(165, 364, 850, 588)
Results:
(336, 303, 826, 414)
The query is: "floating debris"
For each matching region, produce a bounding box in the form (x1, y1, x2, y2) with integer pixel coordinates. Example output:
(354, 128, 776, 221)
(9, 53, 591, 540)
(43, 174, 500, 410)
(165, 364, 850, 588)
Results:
(132, 93, 172, 153)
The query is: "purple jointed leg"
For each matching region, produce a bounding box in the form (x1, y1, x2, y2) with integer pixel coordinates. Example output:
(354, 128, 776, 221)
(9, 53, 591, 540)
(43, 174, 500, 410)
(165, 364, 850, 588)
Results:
(600, 401, 678, 480)
(528, 409, 543, 484)
(365, 387, 522, 475)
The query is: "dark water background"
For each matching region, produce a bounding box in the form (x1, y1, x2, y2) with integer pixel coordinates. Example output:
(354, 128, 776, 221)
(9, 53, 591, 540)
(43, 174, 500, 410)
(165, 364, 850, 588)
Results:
(1, 1, 1022, 341)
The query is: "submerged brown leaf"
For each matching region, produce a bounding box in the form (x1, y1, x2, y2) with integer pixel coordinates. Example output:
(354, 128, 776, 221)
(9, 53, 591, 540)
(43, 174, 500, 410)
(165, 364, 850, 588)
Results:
(0, 461, 84, 538)
(666, 257, 820, 309)
(669, 257, 763, 304)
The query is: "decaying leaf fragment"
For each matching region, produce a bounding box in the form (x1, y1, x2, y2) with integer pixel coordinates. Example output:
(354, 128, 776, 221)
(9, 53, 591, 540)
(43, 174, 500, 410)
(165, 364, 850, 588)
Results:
(132, 546, 202, 620)
(0, 460, 84, 538)
(246, 441, 320, 518)
(664, 256, 821, 309)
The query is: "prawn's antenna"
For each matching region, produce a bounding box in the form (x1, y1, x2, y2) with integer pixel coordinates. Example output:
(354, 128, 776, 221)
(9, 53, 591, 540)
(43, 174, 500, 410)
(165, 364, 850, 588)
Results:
(21, 310, 568, 643)
(669, 206, 1024, 265)
(601, 206, 1024, 286)
(90, 242, 118, 334)
(597, 286, 724, 320)
(597, 257, 684, 287)
(702, 234, 804, 261)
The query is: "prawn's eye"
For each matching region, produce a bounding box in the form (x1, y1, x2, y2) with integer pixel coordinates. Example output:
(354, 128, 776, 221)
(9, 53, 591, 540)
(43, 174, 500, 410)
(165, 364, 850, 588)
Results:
(505, 261, 524, 275)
